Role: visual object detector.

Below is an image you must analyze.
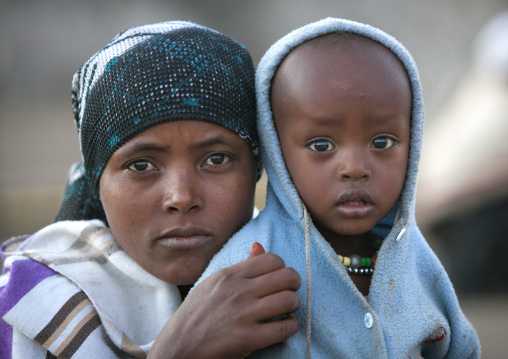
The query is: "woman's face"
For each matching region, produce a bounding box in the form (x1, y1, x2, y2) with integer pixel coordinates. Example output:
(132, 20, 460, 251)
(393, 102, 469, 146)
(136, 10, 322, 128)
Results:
(99, 121, 257, 285)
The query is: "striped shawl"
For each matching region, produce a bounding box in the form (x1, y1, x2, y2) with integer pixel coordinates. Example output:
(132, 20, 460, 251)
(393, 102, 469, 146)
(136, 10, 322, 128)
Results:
(0, 220, 182, 358)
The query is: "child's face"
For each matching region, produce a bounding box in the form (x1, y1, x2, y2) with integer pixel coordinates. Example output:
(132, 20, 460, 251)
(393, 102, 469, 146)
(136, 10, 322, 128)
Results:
(99, 121, 257, 285)
(271, 36, 411, 243)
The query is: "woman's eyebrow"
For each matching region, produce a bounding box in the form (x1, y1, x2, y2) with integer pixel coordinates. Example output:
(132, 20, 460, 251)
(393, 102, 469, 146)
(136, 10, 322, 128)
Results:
(193, 136, 233, 149)
(118, 135, 235, 157)
(117, 142, 169, 158)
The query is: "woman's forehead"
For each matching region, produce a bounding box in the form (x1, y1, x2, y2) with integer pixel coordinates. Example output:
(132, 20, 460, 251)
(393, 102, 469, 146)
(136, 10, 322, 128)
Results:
(115, 121, 250, 155)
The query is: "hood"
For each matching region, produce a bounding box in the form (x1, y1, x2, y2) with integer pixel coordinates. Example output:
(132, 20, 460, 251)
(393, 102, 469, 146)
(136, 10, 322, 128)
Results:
(256, 17, 424, 234)
(196, 19, 481, 358)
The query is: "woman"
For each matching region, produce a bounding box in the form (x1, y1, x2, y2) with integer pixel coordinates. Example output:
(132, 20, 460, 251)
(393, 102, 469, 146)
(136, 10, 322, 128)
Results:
(0, 21, 300, 358)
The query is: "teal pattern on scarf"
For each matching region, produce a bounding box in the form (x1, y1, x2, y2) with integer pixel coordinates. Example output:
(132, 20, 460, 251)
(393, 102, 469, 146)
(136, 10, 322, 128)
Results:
(56, 21, 259, 222)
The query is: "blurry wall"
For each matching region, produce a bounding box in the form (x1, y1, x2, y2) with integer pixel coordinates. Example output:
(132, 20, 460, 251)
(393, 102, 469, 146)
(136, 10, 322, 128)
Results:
(2, 1, 508, 356)
(417, 10, 508, 295)
(2, 0, 506, 239)
(0, 2, 505, 230)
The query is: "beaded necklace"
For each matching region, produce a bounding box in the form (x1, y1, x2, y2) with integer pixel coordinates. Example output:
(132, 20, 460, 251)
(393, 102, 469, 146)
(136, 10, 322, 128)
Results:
(337, 234, 383, 276)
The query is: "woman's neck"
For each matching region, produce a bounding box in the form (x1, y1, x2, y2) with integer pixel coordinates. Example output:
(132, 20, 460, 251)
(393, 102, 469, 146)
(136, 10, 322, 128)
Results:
(178, 284, 193, 301)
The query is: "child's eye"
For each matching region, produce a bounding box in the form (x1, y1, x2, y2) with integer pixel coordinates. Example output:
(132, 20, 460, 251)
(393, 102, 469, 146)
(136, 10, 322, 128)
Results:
(371, 136, 397, 149)
(126, 159, 157, 172)
(203, 153, 231, 166)
(308, 139, 334, 152)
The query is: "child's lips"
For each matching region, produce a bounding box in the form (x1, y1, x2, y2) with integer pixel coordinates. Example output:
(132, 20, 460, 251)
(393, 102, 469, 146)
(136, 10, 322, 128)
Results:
(336, 189, 374, 218)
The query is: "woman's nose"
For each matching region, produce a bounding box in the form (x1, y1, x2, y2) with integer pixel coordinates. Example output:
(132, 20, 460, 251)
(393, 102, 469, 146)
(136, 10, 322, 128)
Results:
(337, 148, 371, 182)
(161, 170, 202, 214)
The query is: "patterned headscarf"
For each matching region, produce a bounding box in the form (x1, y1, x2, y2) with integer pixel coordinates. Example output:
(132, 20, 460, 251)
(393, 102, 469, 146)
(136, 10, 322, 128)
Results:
(56, 21, 260, 222)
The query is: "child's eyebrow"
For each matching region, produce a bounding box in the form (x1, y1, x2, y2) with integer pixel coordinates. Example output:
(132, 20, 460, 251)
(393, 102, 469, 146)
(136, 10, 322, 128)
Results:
(370, 113, 397, 125)
(370, 116, 393, 125)
(303, 116, 342, 126)
(300, 114, 405, 130)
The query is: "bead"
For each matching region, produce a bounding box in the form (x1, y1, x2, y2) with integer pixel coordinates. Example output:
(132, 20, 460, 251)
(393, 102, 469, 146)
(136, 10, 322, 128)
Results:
(345, 266, 374, 275)
(339, 252, 376, 275)
(361, 257, 373, 268)
(371, 256, 377, 267)
(372, 235, 383, 250)
(350, 254, 361, 269)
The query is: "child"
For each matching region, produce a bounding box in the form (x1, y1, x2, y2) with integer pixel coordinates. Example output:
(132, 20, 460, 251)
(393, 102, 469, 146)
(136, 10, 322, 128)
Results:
(0, 21, 301, 358)
(197, 18, 481, 358)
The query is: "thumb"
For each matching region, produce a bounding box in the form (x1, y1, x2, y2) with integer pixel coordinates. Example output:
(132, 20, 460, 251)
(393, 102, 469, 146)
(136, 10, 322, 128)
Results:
(248, 242, 265, 259)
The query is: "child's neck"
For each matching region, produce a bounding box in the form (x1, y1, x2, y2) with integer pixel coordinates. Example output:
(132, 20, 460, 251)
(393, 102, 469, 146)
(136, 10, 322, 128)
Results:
(317, 226, 376, 258)
(316, 226, 378, 297)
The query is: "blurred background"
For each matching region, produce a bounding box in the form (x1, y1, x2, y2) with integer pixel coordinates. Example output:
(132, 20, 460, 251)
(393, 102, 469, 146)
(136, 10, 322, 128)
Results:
(1, 0, 507, 356)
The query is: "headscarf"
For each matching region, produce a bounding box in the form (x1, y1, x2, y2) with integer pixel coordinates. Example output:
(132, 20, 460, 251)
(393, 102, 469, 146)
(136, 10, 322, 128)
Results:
(56, 21, 260, 223)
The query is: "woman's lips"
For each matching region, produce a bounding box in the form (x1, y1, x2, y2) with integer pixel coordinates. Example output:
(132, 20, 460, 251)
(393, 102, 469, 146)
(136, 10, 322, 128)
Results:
(157, 227, 213, 249)
(336, 189, 374, 218)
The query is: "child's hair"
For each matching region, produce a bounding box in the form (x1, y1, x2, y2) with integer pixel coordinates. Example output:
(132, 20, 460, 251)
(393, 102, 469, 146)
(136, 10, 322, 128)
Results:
(56, 21, 260, 222)
(303, 32, 371, 51)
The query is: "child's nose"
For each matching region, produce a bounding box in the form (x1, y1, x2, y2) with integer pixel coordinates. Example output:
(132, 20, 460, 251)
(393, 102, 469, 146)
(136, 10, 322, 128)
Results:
(161, 168, 202, 214)
(337, 149, 371, 182)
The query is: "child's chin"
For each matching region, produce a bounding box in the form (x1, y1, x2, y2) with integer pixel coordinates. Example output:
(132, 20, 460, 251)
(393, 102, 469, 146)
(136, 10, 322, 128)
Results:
(335, 224, 376, 238)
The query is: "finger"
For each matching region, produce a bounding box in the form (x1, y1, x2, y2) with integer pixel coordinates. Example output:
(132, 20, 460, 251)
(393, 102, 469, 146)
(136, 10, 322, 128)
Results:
(248, 242, 265, 259)
(252, 315, 300, 350)
(254, 290, 301, 321)
(236, 252, 287, 279)
(252, 267, 302, 298)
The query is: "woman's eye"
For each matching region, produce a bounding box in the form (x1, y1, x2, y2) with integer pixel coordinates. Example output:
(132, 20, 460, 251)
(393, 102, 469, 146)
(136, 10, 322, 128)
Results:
(309, 139, 333, 152)
(371, 136, 396, 149)
(204, 153, 230, 166)
(127, 159, 156, 172)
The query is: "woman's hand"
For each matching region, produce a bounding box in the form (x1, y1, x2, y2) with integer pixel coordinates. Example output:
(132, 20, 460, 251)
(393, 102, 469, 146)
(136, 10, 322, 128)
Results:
(148, 243, 302, 359)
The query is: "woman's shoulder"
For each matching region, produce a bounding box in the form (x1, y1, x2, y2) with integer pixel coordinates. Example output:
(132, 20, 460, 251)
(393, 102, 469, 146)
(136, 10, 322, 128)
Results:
(1, 258, 85, 348)
(0, 258, 122, 358)
(2, 220, 109, 257)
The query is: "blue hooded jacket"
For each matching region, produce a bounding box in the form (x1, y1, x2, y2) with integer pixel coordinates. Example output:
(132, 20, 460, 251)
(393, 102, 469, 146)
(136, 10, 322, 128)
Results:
(197, 18, 480, 358)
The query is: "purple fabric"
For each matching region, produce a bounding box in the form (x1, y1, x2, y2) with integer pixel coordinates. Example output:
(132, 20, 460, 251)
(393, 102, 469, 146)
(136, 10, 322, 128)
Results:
(1, 235, 32, 274)
(0, 259, 56, 358)
(0, 241, 9, 265)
